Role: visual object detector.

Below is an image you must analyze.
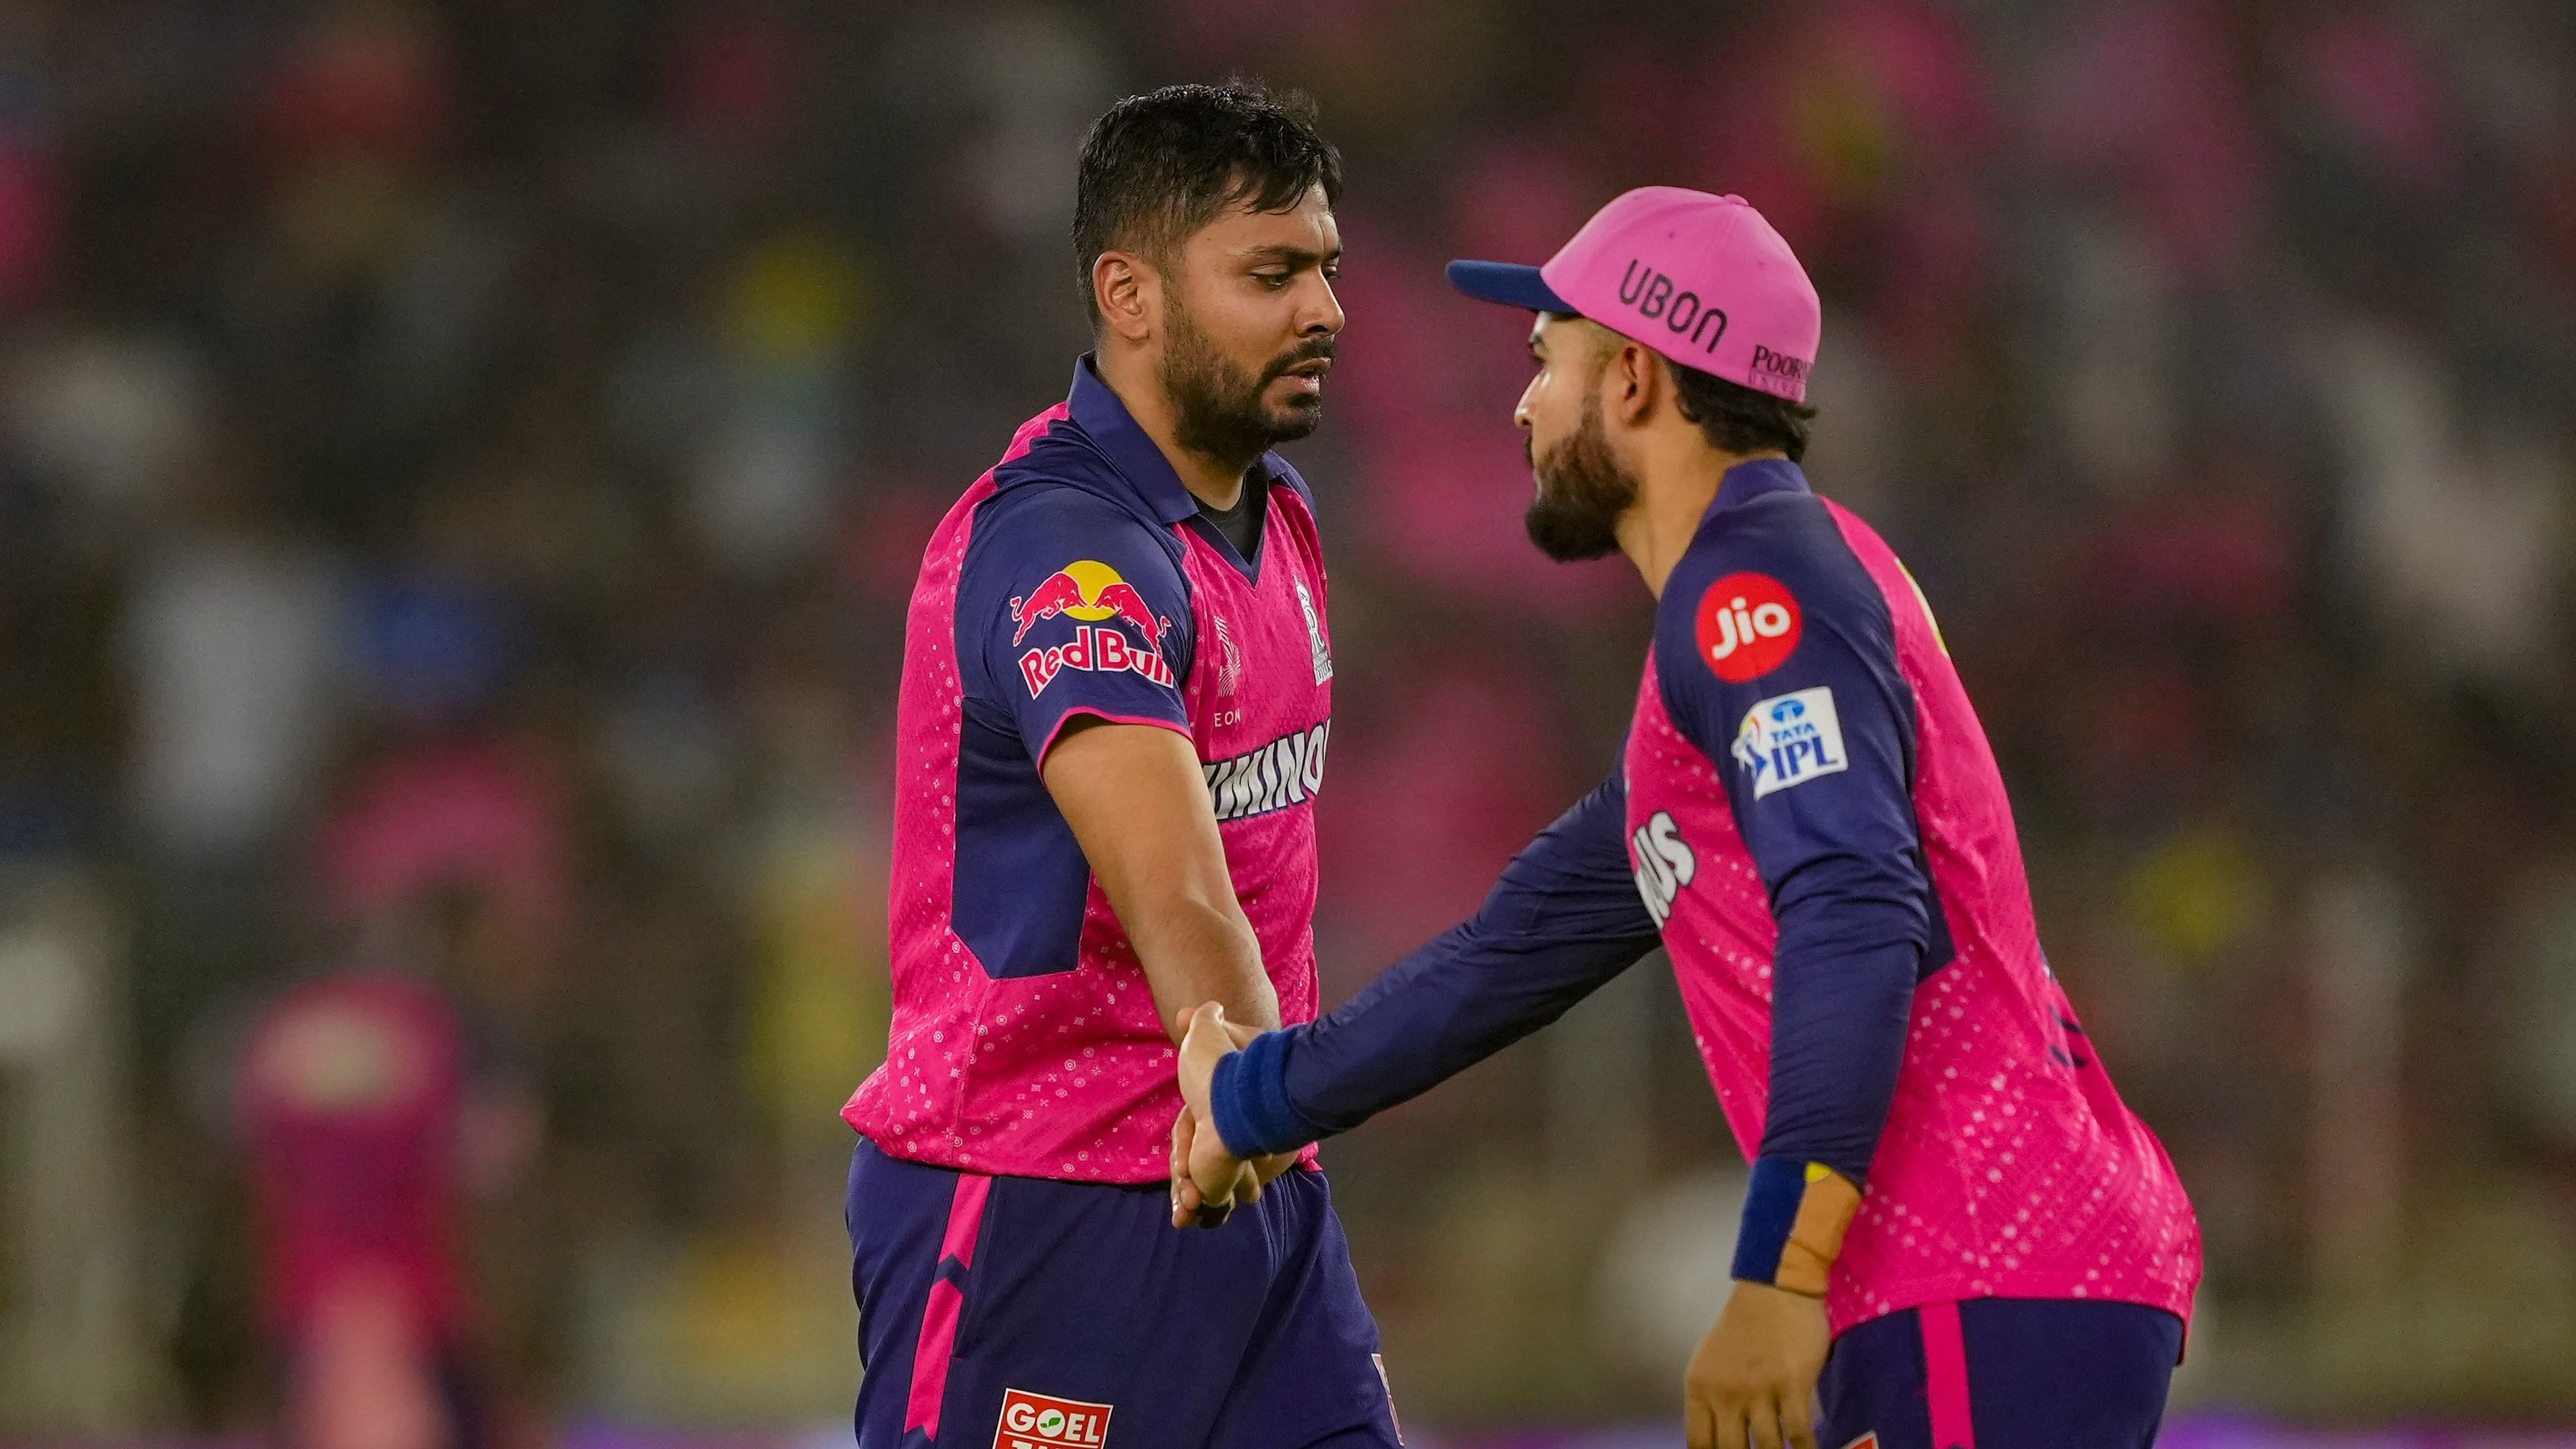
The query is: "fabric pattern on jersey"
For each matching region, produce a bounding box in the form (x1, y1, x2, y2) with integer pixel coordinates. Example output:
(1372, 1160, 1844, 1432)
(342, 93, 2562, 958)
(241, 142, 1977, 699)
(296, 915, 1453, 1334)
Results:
(1624, 458, 2200, 1333)
(843, 360, 1333, 1183)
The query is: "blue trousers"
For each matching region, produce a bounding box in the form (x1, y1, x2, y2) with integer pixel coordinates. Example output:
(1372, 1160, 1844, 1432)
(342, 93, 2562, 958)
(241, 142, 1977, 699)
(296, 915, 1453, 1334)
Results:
(1819, 1297, 2184, 1448)
(845, 1138, 1401, 1449)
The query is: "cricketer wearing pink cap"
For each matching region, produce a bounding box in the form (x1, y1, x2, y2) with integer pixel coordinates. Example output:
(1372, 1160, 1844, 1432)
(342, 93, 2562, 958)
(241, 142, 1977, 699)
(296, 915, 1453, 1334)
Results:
(1182, 188, 2202, 1449)
(1447, 186, 1821, 400)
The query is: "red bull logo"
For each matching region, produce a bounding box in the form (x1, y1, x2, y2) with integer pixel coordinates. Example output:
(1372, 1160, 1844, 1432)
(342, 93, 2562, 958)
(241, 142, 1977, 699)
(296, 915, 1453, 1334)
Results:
(1011, 559, 1169, 647)
(1012, 559, 1175, 697)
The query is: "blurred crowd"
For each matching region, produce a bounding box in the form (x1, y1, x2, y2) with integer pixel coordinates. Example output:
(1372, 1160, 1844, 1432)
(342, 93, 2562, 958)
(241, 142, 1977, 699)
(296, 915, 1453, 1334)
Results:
(3, 0, 2576, 1434)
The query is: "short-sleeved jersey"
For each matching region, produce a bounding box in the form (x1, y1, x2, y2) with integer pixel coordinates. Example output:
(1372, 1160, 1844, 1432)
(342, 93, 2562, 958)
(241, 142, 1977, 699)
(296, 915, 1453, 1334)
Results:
(1626, 459, 2200, 1332)
(843, 360, 1335, 1183)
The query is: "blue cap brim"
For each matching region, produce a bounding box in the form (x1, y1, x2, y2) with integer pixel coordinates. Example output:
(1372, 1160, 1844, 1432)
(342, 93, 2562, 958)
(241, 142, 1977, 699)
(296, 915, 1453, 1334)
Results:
(1445, 260, 1574, 314)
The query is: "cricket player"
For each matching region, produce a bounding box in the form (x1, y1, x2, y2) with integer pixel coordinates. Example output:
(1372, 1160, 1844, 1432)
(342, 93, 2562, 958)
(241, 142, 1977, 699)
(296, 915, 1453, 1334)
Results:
(240, 970, 487, 1449)
(1172, 189, 2202, 1449)
(840, 83, 1400, 1448)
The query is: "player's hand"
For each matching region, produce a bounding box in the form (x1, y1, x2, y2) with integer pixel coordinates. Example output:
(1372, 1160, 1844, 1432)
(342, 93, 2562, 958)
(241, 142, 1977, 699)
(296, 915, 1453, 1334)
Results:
(1167, 1004, 1296, 1228)
(1684, 1280, 1828, 1449)
(1169, 1102, 1251, 1227)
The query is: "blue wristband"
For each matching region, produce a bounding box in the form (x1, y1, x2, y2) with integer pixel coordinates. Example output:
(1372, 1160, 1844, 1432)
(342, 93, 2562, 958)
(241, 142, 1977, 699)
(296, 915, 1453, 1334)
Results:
(1209, 1029, 1323, 1159)
(1730, 1156, 1862, 1296)
(1732, 1156, 1809, 1284)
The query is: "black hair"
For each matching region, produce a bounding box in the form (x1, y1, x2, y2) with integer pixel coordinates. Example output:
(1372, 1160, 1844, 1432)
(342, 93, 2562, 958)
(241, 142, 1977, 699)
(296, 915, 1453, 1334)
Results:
(1546, 311, 1818, 461)
(1668, 360, 1816, 462)
(1072, 81, 1343, 328)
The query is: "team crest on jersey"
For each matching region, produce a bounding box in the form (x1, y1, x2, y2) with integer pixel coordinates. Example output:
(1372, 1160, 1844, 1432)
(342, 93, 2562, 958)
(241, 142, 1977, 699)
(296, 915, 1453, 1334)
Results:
(993, 1389, 1110, 1448)
(1628, 809, 1697, 927)
(1695, 571, 1802, 681)
(1012, 559, 1175, 697)
(1840, 1435, 1880, 1449)
(1294, 579, 1333, 684)
(1732, 687, 1848, 798)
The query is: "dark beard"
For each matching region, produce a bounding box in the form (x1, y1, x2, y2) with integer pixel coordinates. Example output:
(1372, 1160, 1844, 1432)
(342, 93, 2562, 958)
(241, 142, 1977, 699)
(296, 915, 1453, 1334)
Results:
(1524, 397, 1637, 561)
(1163, 302, 1334, 472)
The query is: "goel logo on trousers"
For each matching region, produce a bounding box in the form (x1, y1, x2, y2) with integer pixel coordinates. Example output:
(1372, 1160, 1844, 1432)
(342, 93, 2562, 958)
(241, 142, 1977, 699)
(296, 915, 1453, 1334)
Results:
(1695, 572, 1801, 682)
(1732, 687, 1847, 799)
(1629, 809, 1697, 927)
(1013, 559, 1174, 697)
(994, 1389, 1111, 1449)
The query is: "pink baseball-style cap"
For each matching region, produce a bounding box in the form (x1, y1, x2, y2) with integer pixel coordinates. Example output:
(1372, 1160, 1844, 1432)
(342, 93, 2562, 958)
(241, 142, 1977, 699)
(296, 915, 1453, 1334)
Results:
(1447, 187, 1821, 401)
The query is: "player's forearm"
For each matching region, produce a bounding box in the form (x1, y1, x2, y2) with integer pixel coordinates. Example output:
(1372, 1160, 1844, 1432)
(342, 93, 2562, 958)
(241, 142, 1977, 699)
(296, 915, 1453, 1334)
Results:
(1209, 777, 1663, 1157)
(1040, 720, 1280, 1044)
(1734, 862, 1926, 1296)
(1129, 892, 1281, 1043)
(1212, 913, 1655, 1156)
(1755, 932, 1918, 1165)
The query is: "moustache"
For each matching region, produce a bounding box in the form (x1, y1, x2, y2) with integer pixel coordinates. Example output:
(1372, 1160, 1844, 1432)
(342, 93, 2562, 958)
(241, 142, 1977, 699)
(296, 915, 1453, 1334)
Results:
(1261, 338, 1339, 384)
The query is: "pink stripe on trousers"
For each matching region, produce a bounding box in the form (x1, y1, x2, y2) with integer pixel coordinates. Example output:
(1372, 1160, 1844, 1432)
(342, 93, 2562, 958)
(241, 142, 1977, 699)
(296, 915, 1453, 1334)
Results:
(1918, 1300, 1976, 1449)
(902, 1173, 992, 1439)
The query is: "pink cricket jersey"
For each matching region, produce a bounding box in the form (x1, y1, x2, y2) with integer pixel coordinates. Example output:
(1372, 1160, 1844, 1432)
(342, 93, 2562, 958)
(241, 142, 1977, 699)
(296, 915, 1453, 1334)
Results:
(843, 360, 1333, 1183)
(1622, 460, 2202, 1334)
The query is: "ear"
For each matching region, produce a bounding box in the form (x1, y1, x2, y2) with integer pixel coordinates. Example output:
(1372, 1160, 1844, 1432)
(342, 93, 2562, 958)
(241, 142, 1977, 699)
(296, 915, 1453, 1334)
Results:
(1093, 250, 1158, 343)
(1607, 340, 1659, 427)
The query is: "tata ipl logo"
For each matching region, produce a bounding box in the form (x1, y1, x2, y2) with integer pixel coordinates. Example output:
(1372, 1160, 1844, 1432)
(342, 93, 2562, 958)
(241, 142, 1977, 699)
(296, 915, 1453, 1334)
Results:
(1732, 687, 1847, 800)
(1012, 559, 1175, 697)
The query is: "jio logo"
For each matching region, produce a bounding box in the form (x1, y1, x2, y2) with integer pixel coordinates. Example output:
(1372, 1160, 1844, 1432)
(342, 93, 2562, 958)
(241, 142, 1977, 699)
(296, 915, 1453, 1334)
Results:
(1694, 571, 1802, 682)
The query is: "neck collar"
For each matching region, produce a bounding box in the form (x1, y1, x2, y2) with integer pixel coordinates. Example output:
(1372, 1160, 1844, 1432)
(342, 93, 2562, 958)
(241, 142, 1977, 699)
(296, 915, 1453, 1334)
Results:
(1702, 456, 1810, 524)
(1069, 355, 1282, 526)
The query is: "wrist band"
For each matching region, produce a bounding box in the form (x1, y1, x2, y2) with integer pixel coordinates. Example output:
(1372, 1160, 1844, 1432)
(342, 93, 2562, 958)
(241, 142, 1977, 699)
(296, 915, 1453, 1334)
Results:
(1207, 1030, 1316, 1159)
(1731, 1157, 1862, 1296)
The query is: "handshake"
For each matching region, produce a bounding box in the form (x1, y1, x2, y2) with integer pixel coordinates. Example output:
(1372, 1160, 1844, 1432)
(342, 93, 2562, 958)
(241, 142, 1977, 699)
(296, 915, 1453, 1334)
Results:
(1165, 1003, 1301, 1229)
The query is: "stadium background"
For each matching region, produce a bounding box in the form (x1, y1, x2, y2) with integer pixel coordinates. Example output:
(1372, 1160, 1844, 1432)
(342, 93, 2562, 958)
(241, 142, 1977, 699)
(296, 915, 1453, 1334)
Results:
(3, 0, 2575, 1442)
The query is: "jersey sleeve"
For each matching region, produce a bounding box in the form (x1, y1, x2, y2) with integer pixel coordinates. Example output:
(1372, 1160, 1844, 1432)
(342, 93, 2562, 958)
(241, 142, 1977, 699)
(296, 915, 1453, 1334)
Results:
(956, 485, 1197, 766)
(1208, 771, 1664, 1158)
(1653, 523, 1937, 1294)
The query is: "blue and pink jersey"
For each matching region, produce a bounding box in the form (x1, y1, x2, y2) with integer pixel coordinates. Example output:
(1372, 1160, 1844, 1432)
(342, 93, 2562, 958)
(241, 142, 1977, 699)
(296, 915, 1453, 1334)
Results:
(844, 360, 1335, 1184)
(1214, 459, 2200, 1337)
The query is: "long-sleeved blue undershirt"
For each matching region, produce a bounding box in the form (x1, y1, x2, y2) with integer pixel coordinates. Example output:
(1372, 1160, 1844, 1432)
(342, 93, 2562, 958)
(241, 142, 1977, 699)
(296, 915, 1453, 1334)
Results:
(1211, 461, 1945, 1284)
(1210, 774, 1663, 1157)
